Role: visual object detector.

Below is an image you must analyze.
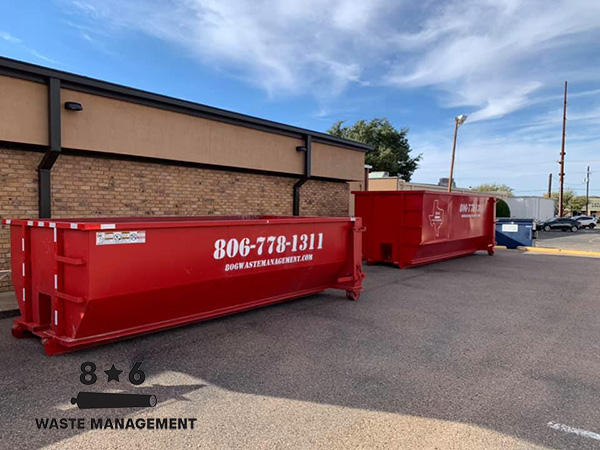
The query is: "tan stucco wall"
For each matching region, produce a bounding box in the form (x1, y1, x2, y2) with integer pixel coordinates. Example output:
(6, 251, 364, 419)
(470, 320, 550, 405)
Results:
(61, 89, 307, 175)
(311, 142, 365, 181)
(0, 74, 364, 181)
(368, 178, 399, 191)
(0, 76, 48, 145)
(60, 88, 364, 181)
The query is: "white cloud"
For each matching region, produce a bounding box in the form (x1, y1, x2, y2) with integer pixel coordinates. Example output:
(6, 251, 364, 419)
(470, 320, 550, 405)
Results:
(386, 0, 600, 120)
(65, 0, 600, 121)
(57, 1, 600, 195)
(410, 99, 600, 194)
(0, 32, 22, 44)
(0, 31, 57, 63)
(65, 0, 384, 96)
(467, 82, 543, 122)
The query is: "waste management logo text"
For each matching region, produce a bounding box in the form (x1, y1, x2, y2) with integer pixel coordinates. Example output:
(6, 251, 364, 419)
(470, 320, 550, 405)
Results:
(35, 361, 197, 431)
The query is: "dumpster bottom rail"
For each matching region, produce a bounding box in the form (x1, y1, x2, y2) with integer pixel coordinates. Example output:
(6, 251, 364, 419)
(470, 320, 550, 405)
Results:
(12, 282, 362, 356)
(366, 238, 494, 269)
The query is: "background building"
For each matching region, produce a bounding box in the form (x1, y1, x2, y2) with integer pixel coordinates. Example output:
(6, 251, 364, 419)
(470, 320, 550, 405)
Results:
(588, 198, 600, 216)
(366, 174, 510, 200)
(0, 57, 370, 292)
(505, 197, 555, 222)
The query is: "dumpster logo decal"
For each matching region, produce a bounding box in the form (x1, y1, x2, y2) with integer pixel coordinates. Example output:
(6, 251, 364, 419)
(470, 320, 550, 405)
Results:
(459, 202, 483, 218)
(96, 231, 146, 245)
(428, 200, 445, 237)
(213, 233, 324, 271)
(213, 233, 323, 260)
(71, 361, 160, 410)
(34, 361, 199, 431)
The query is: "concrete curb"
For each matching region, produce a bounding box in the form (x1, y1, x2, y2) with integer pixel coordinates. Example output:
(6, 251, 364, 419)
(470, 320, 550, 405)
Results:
(517, 246, 600, 258)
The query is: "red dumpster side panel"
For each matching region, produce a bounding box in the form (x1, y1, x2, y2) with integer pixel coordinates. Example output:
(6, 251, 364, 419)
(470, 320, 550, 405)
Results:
(354, 191, 495, 268)
(3, 216, 364, 355)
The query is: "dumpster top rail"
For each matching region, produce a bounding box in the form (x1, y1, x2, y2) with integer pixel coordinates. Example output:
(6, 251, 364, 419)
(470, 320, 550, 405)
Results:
(2, 215, 356, 231)
(351, 190, 497, 198)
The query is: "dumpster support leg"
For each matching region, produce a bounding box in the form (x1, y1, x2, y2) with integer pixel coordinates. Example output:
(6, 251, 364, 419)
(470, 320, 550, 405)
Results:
(336, 219, 365, 300)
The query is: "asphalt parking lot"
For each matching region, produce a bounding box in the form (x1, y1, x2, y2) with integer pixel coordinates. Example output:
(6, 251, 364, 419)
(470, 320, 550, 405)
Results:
(535, 228, 600, 252)
(1, 251, 600, 449)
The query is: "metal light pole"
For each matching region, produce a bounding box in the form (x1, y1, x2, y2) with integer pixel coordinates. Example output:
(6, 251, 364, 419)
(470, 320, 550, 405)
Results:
(585, 166, 591, 215)
(448, 114, 467, 193)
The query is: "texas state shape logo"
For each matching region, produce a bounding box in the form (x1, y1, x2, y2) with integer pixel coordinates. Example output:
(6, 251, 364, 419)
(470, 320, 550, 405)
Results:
(428, 200, 444, 237)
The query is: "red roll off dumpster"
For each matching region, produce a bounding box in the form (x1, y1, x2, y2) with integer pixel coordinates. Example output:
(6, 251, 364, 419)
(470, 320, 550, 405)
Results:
(2, 216, 364, 355)
(354, 191, 495, 268)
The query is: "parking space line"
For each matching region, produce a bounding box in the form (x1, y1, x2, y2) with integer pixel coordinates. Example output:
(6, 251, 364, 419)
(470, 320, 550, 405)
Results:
(547, 422, 600, 441)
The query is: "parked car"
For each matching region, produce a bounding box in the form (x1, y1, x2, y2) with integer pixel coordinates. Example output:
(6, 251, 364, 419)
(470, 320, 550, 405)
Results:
(539, 217, 581, 232)
(572, 215, 597, 229)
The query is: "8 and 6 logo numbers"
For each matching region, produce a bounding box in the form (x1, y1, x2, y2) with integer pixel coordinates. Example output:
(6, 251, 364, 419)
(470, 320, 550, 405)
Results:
(80, 361, 146, 386)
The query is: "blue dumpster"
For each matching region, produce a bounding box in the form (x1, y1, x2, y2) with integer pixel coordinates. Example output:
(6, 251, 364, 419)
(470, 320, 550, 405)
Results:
(495, 219, 535, 249)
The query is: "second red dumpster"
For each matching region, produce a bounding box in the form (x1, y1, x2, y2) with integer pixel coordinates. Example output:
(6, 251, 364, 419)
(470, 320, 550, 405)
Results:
(354, 191, 495, 268)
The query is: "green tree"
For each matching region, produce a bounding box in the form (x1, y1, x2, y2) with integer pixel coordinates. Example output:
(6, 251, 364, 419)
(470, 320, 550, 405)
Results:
(496, 199, 511, 217)
(571, 197, 587, 213)
(472, 183, 514, 197)
(327, 118, 421, 181)
(550, 190, 587, 214)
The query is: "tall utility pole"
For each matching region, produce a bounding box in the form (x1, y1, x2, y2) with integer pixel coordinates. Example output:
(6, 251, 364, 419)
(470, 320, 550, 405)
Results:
(558, 81, 568, 217)
(547, 173, 552, 198)
(585, 166, 591, 215)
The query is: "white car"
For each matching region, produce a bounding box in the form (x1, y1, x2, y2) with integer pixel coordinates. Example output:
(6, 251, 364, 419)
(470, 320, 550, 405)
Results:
(573, 215, 597, 229)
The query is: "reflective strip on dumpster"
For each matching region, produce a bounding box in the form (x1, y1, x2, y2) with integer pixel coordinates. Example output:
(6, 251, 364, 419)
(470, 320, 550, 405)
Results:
(2, 216, 364, 355)
(353, 190, 496, 268)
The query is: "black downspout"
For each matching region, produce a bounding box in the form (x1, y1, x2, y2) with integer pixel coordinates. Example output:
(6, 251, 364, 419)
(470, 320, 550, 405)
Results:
(38, 77, 61, 218)
(293, 135, 311, 216)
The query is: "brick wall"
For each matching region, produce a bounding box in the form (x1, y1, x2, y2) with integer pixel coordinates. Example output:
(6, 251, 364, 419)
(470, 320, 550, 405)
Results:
(0, 149, 40, 291)
(0, 148, 349, 292)
(301, 179, 349, 217)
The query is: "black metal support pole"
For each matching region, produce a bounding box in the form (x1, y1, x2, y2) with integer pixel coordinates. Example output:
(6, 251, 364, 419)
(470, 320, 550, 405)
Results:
(293, 135, 312, 216)
(38, 77, 61, 218)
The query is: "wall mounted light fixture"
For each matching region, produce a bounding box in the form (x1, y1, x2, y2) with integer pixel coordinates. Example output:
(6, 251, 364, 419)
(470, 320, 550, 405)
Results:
(64, 102, 83, 111)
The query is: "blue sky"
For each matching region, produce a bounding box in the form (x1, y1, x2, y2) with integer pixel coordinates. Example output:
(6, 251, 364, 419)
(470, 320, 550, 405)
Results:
(1, 0, 600, 196)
